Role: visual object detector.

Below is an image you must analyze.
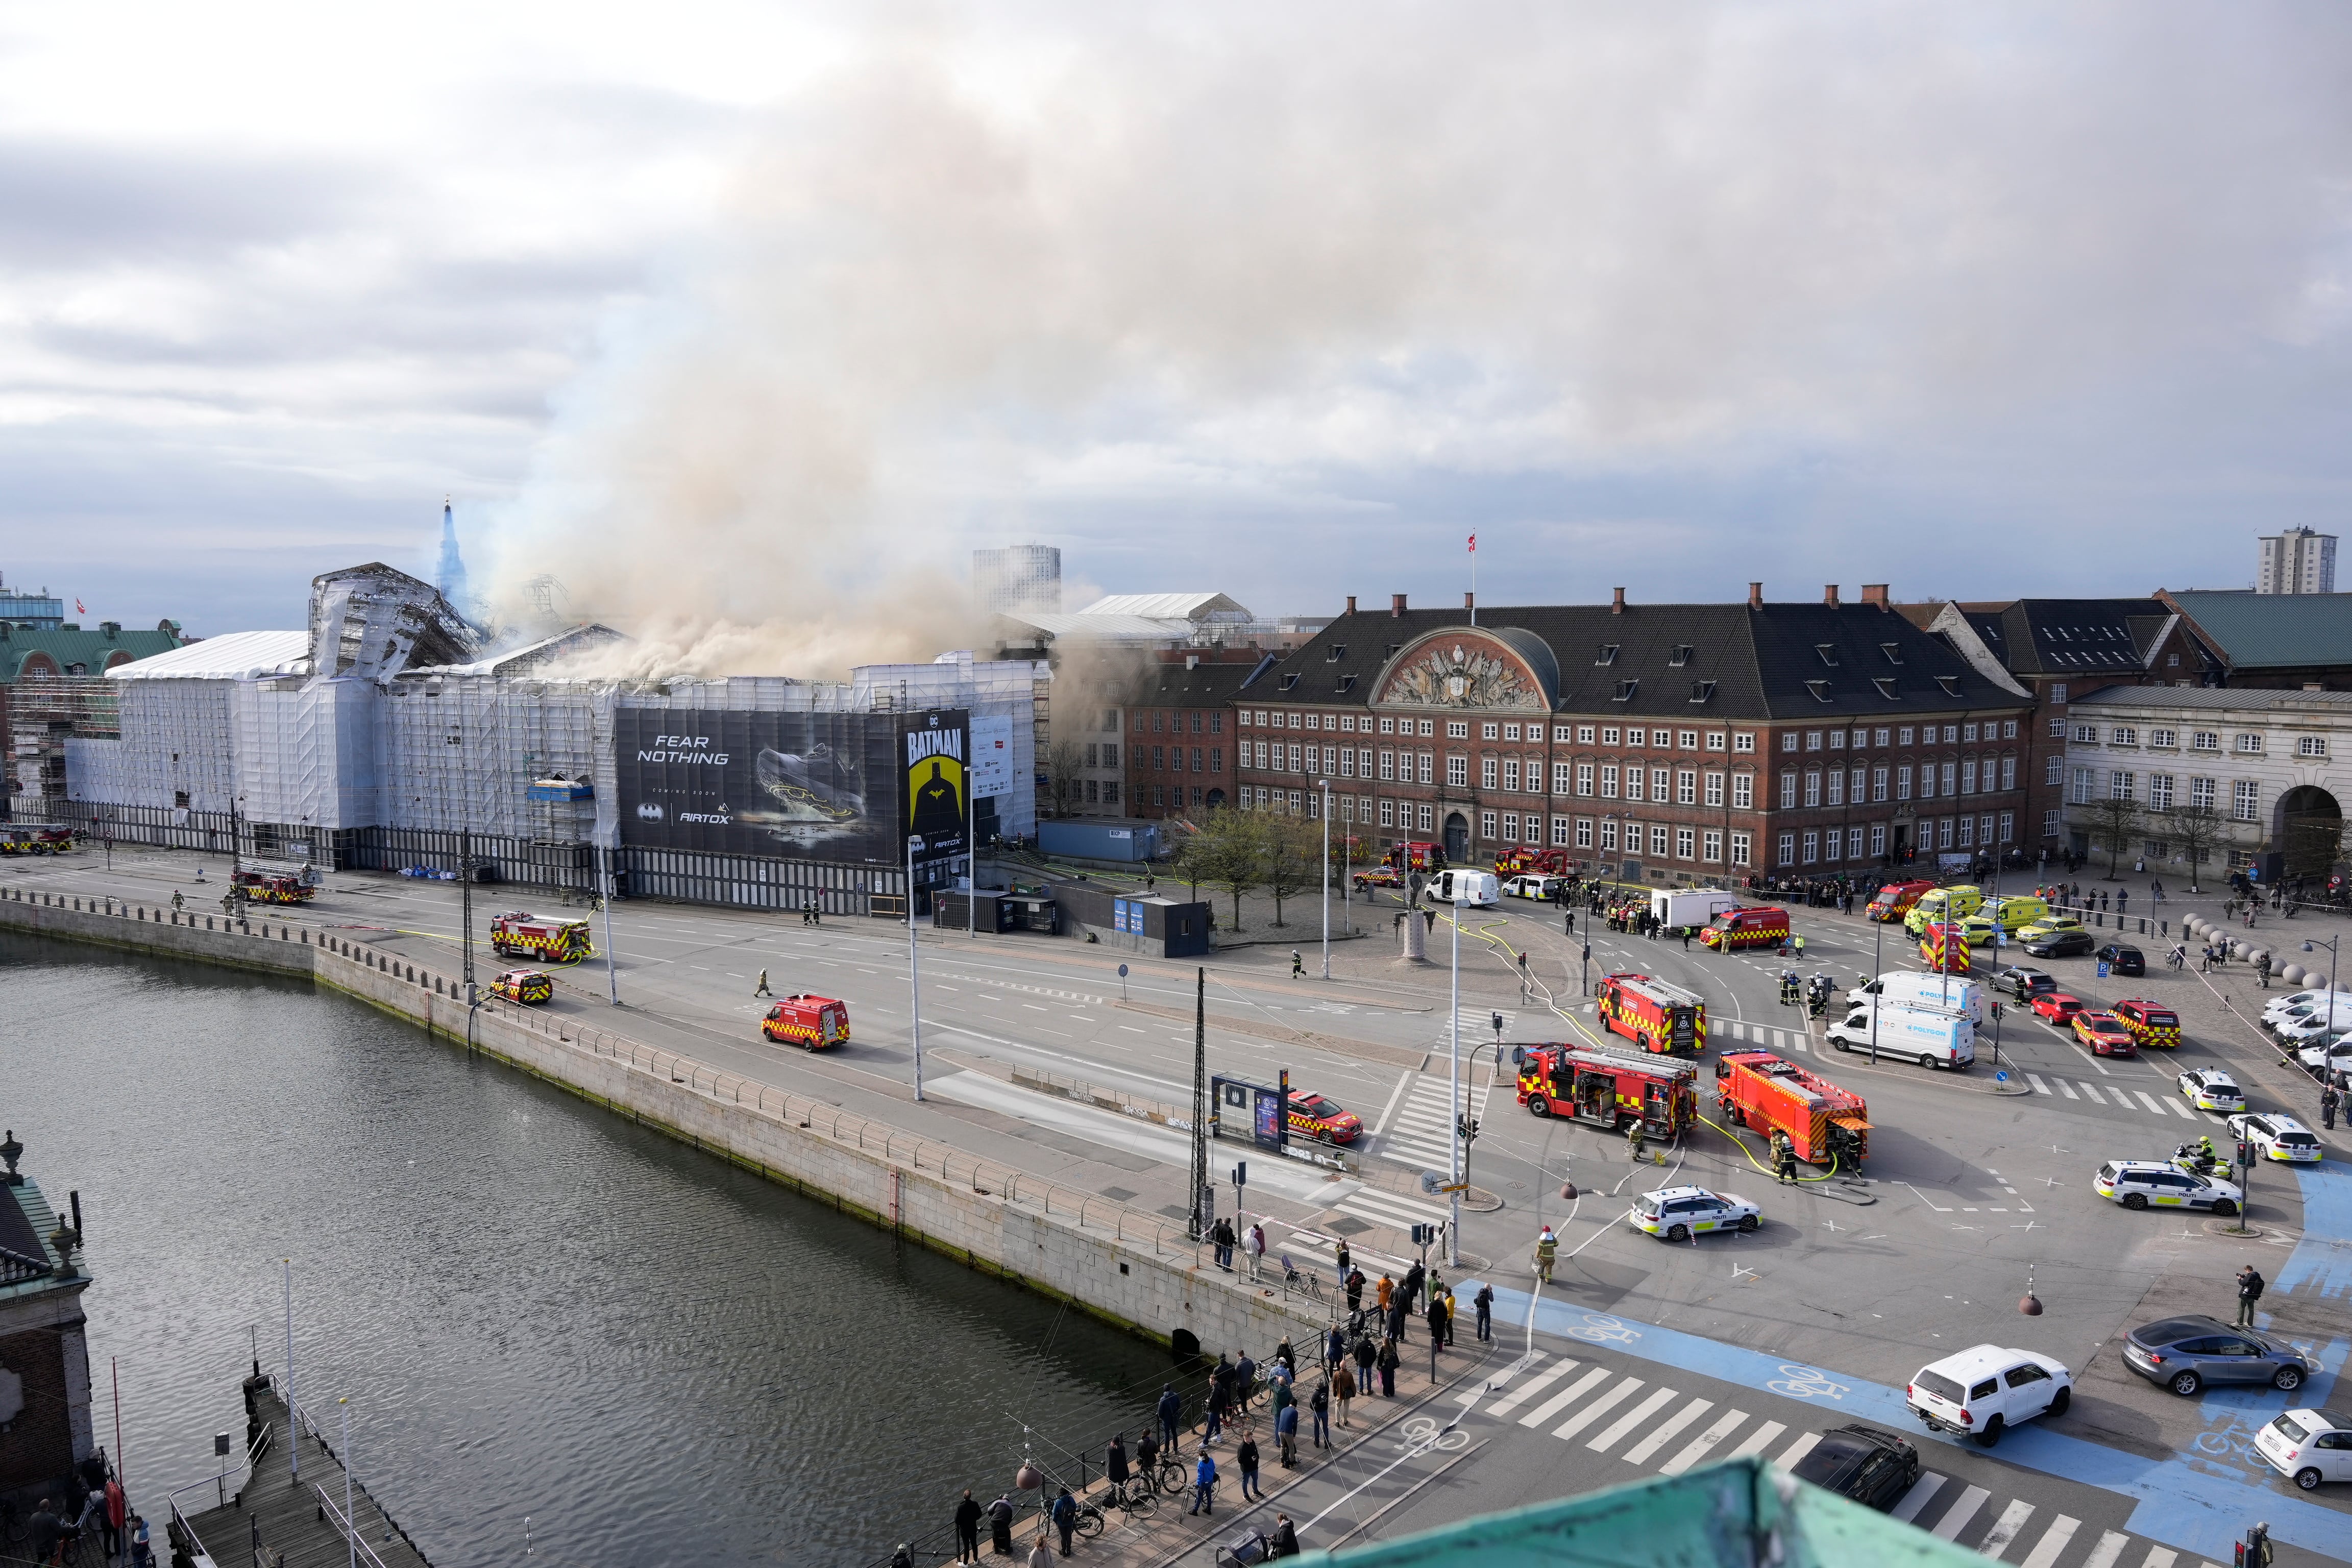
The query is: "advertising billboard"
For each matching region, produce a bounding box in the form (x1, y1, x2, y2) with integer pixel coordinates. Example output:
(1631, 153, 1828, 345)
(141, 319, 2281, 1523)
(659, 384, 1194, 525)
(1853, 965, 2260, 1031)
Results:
(970, 713, 1015, 801)
(614, 707, 899, 862)
(900, 708, 969, 876)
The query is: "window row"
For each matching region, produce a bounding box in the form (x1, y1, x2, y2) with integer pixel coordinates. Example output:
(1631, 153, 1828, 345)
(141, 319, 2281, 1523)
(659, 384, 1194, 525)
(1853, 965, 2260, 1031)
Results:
(1130, 746, 1224, 773)
(1775, 757, 2017, 806)
(2069, 724, 2298, 756)
(2071, 770, 2262, 821)
(1772, 814, 2014, 865)
(1131, 709, 1224, 734)
(1779, 721, 2017, 752)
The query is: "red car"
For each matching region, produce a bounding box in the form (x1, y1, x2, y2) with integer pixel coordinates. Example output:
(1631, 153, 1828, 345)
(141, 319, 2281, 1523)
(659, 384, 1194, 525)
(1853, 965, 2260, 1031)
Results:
(2072, 1011, 2138, 1057)
(1288, 1091, 1363, 1144)
(1352, 866, 1405, 892)
(2031, 992, 2086, 1025)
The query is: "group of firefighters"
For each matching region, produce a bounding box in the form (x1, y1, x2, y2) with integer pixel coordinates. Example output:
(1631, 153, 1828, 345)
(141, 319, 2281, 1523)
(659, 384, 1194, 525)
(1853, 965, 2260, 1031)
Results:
(1777, 970, 1840, 1015)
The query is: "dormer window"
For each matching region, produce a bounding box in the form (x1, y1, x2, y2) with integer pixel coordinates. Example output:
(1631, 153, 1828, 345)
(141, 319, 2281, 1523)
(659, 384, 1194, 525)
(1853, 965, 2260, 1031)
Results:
(1596, 644, 1620, 667)
(1612, 680, 1638, 702)
(1279, 673, 1299, 691)
(1805, 680, 1833, 703)
(1326, 644, 1346, 662)
(1668, 645, 1693, 667)
(1688, 680, 1716, 704)
(1873, 677, 1900, 699)
(1879, 643, 1902, 665)
(1814, 644, 1839, 667)
(1935, 675, 1961, 696)
(1335, 674, 1357, 693)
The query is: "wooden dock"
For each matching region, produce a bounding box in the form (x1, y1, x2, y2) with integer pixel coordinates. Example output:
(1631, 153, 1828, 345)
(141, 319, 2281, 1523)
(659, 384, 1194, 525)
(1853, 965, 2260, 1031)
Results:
(178, 1382, 432, 1568)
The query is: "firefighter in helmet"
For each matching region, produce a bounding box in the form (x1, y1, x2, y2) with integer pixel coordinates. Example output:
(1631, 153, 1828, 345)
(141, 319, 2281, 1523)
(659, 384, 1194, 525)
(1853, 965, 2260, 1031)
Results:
(1772, 1127, 1798, 1186)
(1779, 971, 1801, 1006)
(1626, 1117, 1647, 1162)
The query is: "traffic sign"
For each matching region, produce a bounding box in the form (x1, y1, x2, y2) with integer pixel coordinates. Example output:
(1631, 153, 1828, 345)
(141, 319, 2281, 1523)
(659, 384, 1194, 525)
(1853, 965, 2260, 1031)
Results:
(2097, 962, 2111, 978)
(1117, 964, 1129, 978)
(1996, 1070, 2010, 1084)
(1436, 1182, 1470, 1194)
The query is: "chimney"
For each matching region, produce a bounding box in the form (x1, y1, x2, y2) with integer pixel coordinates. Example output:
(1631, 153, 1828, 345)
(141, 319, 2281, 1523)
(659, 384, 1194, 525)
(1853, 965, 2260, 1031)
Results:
(1391, 593, 1407, 617)
(1748, 582, 1763, 610)
(1823, 584, 1841, 607)
(1611, 587, 1626, 615)
(1185, 653, 1199, 670)
(1464, 592, 1475, 611)
(1860, 583, 1889, 609)
(1345, 596, 1357, 616)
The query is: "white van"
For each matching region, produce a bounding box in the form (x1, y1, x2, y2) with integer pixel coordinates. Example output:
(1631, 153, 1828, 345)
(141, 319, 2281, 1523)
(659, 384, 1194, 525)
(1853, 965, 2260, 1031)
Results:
(1847, 970, 1984, 1024)
(1826, 999, 1976, 1069)
(1650, 888, 1742, 929)
(1426, 869, 1500, 907)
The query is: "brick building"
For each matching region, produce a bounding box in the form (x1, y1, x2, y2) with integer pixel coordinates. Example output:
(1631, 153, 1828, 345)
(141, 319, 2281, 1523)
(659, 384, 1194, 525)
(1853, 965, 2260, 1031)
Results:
(0, 1140, 97, 1500)
(1230, 587, 2030, 881)
(1122, 653, 1265, 819)
(1, 619, 187, 816)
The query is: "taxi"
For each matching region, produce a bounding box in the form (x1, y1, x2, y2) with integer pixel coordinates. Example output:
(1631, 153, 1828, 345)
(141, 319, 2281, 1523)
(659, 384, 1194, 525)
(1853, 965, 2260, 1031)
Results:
(2227, 1111, 2324, 1164)
(1288, 1091, 1363, 1144)
(1627, 1185, 1760, 1242)
(2111, 1000, 2181, 1049)
(2071, 1011, 2138, 1057)
(1351, 866, 1406, 892)
(489, 968, 554, 1006)
(2030, 992, 2086, 1026)
(2177, 1067, 2244, 1113)
(2094, 1158, 2243, 1215)
(2017, 914, 2086, 944)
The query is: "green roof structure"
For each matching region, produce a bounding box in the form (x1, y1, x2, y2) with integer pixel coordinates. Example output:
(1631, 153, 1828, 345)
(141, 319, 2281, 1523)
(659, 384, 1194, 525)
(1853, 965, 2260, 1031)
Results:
(1298, 1457, 1984, 1567)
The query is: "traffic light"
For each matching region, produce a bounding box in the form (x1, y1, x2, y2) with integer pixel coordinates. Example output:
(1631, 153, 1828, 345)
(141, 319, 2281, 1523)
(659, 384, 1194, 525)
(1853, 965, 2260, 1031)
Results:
(2237, 1141, 2256, 1170)
(1457, 1114, 1481, 1144)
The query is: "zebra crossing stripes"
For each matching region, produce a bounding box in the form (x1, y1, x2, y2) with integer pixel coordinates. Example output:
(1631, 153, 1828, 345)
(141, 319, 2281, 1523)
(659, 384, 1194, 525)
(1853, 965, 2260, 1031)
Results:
(1930, 1485, 1992, 1541)
(1976, 1499, 2036, 1558)
(2073, 1533, 2128, 1568)
(1714, 1019, 1810, 1055)
(1437, 1006, 1515, 1047)
(1890, 1472, 1947, 1524)
(1375, 1072, 1490, 1172)
(2027, 1075, 2202, 1119)
(1726, 1420, 1785, 1459)
(1619, 1398, 1711, 1465)
(1521, 1366, 1611, 1428)
(1657, 1407, 1747, 1474)
(1331, 1182, 1449, 1233)
(1549, 1375, 1644, 1440)
(2018, 1517, 2082, 1568)
(1771, 1431, 1821, 1472)
(1586, 1386, 1680, 1452)
(1481, 1356, 1572, 1417)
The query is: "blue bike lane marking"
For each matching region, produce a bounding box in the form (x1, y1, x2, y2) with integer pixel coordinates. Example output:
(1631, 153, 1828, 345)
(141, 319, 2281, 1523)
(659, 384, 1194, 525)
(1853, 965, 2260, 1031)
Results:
(1477, 1282, 2351, 1562)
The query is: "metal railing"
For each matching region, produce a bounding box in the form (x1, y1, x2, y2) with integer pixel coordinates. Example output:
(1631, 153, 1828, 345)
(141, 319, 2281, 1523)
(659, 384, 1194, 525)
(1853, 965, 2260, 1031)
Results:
(313, 1483, 394, 1568)
(165, 1420, 272, 1562)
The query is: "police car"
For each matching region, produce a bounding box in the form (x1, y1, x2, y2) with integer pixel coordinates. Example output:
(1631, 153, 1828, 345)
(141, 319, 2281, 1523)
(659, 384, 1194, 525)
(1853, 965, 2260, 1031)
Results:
(2093, 1159, 2243, 1214)
(1627, 1186, 1760, 1242)
(2177, 1067, 2244, 1113)
(2227, 1111, 2324, 1164)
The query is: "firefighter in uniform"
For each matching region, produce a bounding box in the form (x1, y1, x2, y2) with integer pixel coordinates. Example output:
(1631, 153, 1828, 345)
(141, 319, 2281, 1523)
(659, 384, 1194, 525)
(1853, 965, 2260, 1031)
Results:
(1534, 1226, 1557, 1284)
(1772, 1128, 1798, 1186)
(1780, 971, 1801, 1006)
(1626, 1118, 1647, 1162)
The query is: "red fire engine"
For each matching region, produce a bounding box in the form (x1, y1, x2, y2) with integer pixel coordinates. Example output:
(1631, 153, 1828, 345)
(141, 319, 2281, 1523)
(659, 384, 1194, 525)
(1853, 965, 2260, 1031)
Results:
(1713, 1050, 1870, 1167)
(761, 994, 850, 1050)
(1866, 880, 1935, 922)
(1918, 921, 1971, 974)
(1699, 905, 1790, 951)
(1386, 840, 1446, 872)
(1514, 1043, 1698, 1138)
(1493, 846, 1573, 877)
(491, 911, 593, 962)
(1596, 972, 1707, 1054)
(231, 868, 314, 904)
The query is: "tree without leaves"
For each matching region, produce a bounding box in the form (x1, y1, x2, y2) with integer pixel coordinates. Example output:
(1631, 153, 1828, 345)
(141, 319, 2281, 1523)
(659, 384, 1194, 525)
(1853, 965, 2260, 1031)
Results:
(2161, 802, 2230, 894)
(1187, 807, 1260, 933)
(1260, 811, 1322, 928)
(2081, 794, 2145, 879)
(1044, 737, 1086, 820)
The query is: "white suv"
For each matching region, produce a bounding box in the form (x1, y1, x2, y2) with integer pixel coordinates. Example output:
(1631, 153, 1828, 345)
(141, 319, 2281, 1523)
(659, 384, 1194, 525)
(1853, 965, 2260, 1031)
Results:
(1905, 1344, 2073, 1448)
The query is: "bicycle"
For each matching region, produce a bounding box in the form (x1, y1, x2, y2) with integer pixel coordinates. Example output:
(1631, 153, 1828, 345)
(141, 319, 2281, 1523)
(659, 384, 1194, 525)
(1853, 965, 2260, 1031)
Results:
(1103, 1478, 1156, 1518)
(1278, 1256, 1324, 1303)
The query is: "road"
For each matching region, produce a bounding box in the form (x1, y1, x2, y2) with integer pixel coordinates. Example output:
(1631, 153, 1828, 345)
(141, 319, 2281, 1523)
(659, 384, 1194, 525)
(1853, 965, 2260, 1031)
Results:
(19, 845, 2350, 1564)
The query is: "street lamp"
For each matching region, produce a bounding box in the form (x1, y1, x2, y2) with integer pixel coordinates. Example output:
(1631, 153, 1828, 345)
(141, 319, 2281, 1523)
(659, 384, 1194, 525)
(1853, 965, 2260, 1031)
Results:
(2304, 936, 2338, 1060)
(1447, 884, 1462, 1267)
(1319, 779, 1332, 980)
(908, 833, 926, 1101)
(1867, 907, 1884, 1066)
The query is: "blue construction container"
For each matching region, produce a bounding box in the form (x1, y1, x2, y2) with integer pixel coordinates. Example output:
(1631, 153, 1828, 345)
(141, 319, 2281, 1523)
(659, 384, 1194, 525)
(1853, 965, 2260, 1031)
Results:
(1038, 820, 1159, 863)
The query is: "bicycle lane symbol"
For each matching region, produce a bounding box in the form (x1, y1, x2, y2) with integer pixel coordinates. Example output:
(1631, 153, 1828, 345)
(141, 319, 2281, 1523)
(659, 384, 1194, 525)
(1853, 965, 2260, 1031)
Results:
(1397, 1415, 1471, 1453)
(1765, 1365, 1850, 1402)
(1559, 1313, 1640, 1346)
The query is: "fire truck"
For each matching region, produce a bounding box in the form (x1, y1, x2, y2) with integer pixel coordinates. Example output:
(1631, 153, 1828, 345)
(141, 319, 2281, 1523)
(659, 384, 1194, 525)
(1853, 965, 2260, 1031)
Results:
(1514, 1043, 1698, 1138)
(1713, 1050, 1870, 1166)
(1699, 905, 1790, 951)
(1918, 921, 1971, 974)
(1596, 973, 1707, 1054)
(231, 863, 316, 903)
(1493, 846, 1573, 877)
(0, 823, 74, 855)
(1865, 879, 1935, 923)
(490, 911, 594, 962)
(761, 994, 850, 1050)
(1385, 840, 1446, 873)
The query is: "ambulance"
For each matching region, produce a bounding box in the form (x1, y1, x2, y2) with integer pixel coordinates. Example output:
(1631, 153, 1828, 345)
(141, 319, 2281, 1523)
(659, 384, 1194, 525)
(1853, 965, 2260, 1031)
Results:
(1904, 886, 1983, 938)
(1596, 972, 1707, 1054)
(762, 994, 851, 1050)
(1979, 895, 2050, 933)
(1699, 905, 1791, 952)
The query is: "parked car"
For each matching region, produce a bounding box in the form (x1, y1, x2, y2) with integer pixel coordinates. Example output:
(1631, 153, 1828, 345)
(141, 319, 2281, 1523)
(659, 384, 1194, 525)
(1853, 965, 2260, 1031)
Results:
(1905, 1344, 2072, 1447)
(2228, 1111, 2324, 1164)
(2177, 1067, 2245, 1113)
(2094, 943, 2145, 976)
(2029, 992, 2086, 1025)
(2255, 1408, 2352, 1490)
(2123, 1315, 2319, 1397)
(1786, 1425, 1921, 1510)
(1501, 873, 1566, 902)
(2295, 1035, 2352, 1079)
(2023, 928, 2096, 958)
(1995, 966, 2057, 1000)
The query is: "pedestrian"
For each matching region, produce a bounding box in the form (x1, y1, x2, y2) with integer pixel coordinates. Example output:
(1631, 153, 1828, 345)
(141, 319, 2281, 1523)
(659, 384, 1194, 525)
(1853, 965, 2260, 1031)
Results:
(2322, 1080, 2340, 1131)
(955, 1490, 983, 1563)
(1564, 909, 1575, 936)
(1291, 949, 1304, 978)
(754, 967, 772, 997)
(1426, 1292, 1450, 1352)
(27, 1500, 59, 1568)
(1334, 1239, 1352, 1278)
(1774, 1129, 1798, 1187)
(1050, 1488, 1077, 1557)
(1028, 1533, 1055, 1568)
(1794, 932, 1807, 959)
(1387, 1292, 1410, 1344)
(1474, 1282, 1493, 1342)
(1212, 1216, 1236, 1272)
(103, 1474, 125, 1560)
(1105, 1434, 1132, 1505)
(1237, 1428, 1263, 1499)
(2257, 953, 2272, 989)
(1400, 1261, 1425, 1313)
(1236, 1351, 1258, 1412)
(1276, 1398, 1301, 1467)
(989, 1493, 1017, 1557)
(2236, 1264, 2266, 1328)
(1376, 1272, 1393, 1314)
(1345, 1267, 1365, 1314)
(1535, 1225, 1557, 1284)
(74, 1488, 104, 1560)
(1190, 1451, 1218, 1516)
(1311, 1379, 1331, 1448)
(1326, 1324, 1346, 1374)
(893, 1545, 916, 1568)
(1442, 1286, 1458, 1346)
(1157, 1383, 1183, 1450)
(1204, 1378, 1228, 1445)
(129, 1513, 151, 1568)
(1275, 1336, 1297, 1375)
(1245, 1222, 1266, 1279)
(1136, 1427, 1161, 1492)
(1269, 1513, 1300, 1559)
(1353, 1333, 1376, 1388)
(1333, 1360, 1356, 1427)
(1377, 1337, 1400, 1397)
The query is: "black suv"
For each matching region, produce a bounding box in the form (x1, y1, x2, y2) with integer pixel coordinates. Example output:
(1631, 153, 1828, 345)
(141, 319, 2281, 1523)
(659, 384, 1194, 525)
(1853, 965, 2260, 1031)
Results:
(2024, 928, 2096, 958)
(1996, 966, 2057, 999)
(2096, 943, 2145, 976)
(1787, 1424, 1921, 1509)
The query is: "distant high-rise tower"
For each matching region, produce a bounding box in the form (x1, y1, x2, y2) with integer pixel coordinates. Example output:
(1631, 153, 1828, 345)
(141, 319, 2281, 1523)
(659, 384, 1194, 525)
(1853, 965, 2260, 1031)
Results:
(973, 545, 1062, 615)
(436, 499, 472, 608)
(2257, 527, 2336, 595)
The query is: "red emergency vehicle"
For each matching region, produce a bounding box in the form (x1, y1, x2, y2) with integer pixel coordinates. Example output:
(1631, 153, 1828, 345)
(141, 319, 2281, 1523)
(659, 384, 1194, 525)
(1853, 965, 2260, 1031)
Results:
(1596, 973, 1707, 1054)
(1494, 846, 1573, 877)
(1386, 841, 1446, 872)
(1699, 905, 1790, 951)
(1866, 880, 1935, 923)
(1918, 921, 1971, 974)
(761, 994, 851, 1050)
(1514, 1043, 1698, 1138)
(1713, 1049, 1870, 1166)
(491, 911, 593, 962)
(231, 868, 314, 904)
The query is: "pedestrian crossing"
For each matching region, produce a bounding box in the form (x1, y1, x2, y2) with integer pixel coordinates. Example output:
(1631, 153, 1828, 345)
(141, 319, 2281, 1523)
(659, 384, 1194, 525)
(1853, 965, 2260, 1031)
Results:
(1435, 1006, 1516, 1050)
(1712, 1017, 1813, 1055)
(2023, 1075, 2201, 1119)
(1376, 1071, 1494, 1172)
(1461, 1351, 2225, 1566)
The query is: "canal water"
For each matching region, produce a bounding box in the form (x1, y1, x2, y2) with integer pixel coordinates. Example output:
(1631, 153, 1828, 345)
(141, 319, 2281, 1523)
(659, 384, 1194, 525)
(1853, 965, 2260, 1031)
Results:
(3, 932, 1169, 1564)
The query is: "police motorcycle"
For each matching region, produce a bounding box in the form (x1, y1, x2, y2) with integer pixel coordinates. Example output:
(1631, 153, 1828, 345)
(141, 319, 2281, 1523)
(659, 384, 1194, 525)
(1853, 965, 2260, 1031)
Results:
(2172, 1137, 2221, 1178)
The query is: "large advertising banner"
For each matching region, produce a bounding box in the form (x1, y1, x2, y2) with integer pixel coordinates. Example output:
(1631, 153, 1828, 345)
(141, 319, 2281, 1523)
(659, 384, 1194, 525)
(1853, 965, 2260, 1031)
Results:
(900, 709, 969, 876)
(615, 707, 899, 862)
(969, 713, 1015, 801)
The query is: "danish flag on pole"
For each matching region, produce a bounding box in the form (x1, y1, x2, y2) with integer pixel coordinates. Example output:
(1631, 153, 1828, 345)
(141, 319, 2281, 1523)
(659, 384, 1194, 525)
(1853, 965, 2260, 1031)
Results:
(75, 599, 85, 615)
(1467, 534, 1476, 553)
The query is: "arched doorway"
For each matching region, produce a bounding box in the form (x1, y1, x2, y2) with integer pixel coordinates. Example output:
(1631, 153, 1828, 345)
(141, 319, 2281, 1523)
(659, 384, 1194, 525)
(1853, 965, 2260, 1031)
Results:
(1205, 789, 1226, 810)
(1443, 811, 1469, 863)
(2277, 785, 2343, 879)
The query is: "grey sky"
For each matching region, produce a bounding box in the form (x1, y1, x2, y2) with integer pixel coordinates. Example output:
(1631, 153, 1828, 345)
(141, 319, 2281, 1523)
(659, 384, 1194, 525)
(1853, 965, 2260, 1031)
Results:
(3, 3, 2347, 652)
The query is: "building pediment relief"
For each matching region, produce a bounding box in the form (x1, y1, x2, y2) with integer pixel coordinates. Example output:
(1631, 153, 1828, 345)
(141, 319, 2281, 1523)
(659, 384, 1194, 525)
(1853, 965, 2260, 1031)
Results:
(1376, 633, 1550, 712)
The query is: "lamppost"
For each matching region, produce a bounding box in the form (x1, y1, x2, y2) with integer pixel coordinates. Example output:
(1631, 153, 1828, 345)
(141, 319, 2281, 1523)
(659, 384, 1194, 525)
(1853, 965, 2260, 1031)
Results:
(1867, 908, 1885, 1066)
(1319, 779, 1332, 980)
(599, 842, 620, 1007)
(908, 833, 926, 1101)
(1446, 883, 1462, 1267)
(339, 1398, 356, 1568)
(2304, 936, 2339, 1061)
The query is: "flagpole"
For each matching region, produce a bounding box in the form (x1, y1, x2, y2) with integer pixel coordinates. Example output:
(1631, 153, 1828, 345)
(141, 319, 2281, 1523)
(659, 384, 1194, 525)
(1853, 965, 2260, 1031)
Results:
(1468, 534, 1477, 625)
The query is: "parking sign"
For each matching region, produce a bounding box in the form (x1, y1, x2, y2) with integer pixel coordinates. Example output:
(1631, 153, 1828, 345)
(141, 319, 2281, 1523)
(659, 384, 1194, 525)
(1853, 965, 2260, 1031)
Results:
(2097, 961, 2111, 978)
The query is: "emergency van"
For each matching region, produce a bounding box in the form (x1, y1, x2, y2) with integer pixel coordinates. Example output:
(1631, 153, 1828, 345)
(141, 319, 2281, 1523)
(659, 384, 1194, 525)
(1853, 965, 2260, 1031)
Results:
(1513, 1043, 1698, 1138)
(1596, 972, 1707, 1054)
(762, 994, 851, 1050)
(1699, 905, 1790, 951)
(2111, 999, 2183, 1049)
(1866, 880, 1935, 923)
(1825, 999, 1975, 1069)
(1979, 895, 2050, 933)
(1904, 886, 1983, 937)
(1918, 922, 1972, 974)
(1846, 971, 1985, 1024)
